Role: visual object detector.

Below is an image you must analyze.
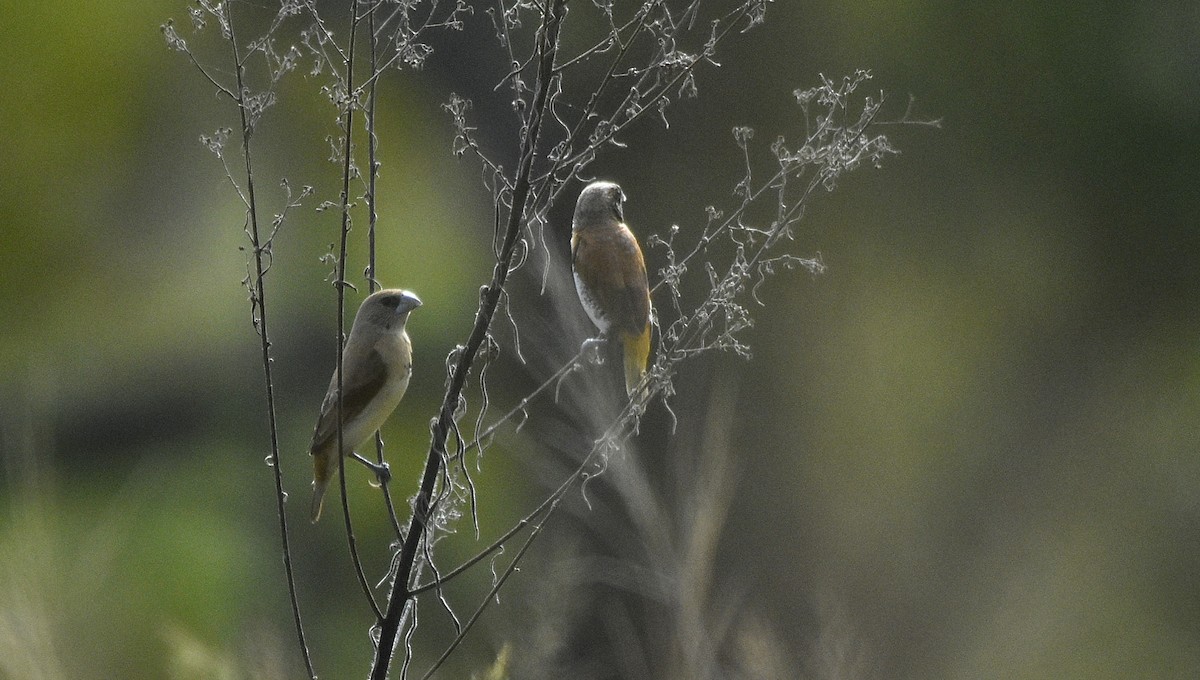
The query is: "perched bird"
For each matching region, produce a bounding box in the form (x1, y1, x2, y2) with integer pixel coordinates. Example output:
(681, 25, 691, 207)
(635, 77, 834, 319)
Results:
(571, 180, 652, 397)
(308, 289, 421, 522)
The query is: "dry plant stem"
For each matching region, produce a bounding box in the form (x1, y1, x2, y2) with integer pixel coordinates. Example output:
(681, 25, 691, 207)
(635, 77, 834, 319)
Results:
(655, 162, 820, 303)
(533, 2, 756, 187)
(416, 393, 647, 673)
(410, 114, 876, 612)
(331, 0, 385, 623)
(418, 496, 558, 680)
(551, 5, 651, 165)
(226, 8, 317, 680)
(408, 421, 576, 596)
(553, 10, 646, 72)
(364, 0, 408, 546)
(369, 2, 567, 677)
(461, 347, 586, 458)
(366, 0, 381, 295)
(663, 170, 831, 359)
(413, 83, 877, 604)
(406, 352, 650, 670)
(406, 348, 588, 596)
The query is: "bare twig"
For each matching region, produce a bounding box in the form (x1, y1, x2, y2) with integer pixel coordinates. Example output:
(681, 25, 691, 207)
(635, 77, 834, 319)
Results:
(330, 0, 385, 623)
(225, 4, 317, 678)
(364, 0, 409, 546)
(369, 2, 568, 678)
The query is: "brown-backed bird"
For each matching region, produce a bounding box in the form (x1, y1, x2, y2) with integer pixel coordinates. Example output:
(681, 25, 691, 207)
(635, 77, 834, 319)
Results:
(571, 180, 652, 397)
(308, 289, 421, 522)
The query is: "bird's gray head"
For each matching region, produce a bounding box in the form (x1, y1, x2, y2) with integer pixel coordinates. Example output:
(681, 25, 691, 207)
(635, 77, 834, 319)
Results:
(356, 289, 422, 330)
(573, 180, 626, 229)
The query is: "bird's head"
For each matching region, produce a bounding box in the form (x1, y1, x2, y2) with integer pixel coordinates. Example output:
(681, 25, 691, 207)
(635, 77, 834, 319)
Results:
(574, 180, 626, 228)
(356, 289, 422, 330)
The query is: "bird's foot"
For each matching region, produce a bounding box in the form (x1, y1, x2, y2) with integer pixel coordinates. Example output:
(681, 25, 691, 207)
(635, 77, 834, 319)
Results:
(351, 452, 392, 487)
(581, 337, 606, 365)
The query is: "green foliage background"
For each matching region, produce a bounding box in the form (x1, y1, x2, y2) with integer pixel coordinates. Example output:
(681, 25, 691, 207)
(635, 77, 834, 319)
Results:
(1, 2, 1197, 678)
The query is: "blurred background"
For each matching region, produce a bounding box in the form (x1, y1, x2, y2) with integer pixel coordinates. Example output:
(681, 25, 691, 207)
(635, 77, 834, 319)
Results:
(1, 1, 1197, 678)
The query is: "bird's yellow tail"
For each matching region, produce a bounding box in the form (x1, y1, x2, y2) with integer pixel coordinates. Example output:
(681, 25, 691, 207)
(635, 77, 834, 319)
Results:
(310, 451, 334, 523)
(622, 324, 651, 398)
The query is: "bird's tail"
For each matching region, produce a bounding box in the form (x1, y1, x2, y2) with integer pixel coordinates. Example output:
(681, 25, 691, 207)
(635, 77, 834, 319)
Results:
(622, 324, 651, 399)
(310, 451, 335, 523)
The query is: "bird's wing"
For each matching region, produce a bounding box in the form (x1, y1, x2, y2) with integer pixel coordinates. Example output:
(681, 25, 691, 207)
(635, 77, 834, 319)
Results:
(614, 224, 651, 336)
(573, 224, 651, 337)
(308, 347, 390, 454)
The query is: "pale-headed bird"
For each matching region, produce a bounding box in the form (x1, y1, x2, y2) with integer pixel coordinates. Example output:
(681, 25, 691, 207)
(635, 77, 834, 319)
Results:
(571, 181, 652, 397)
(308, 289, 421, 522)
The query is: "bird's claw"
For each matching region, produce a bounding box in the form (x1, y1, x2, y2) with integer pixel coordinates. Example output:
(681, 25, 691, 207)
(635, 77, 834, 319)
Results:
(351, 452, 391, 487)
(581, 337, 605, 365)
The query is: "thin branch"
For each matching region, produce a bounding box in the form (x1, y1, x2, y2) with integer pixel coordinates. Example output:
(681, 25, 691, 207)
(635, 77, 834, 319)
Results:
(535, 2, 757, 186)
(331, 0, 385, 623)
(302, 0, 352, 67)
(226, 5, 317, 679)
(164, 20, 237, 101)
(408, 71, 911, 615)
(464, 346, 585, 457)
(369, 2, 568, 678)
(553, 9, 645, 72)
(363, 0, 408, 546)
(412, 372, 651, 673)
(408, 348, 587, 595)
(418, 494, 559, 680)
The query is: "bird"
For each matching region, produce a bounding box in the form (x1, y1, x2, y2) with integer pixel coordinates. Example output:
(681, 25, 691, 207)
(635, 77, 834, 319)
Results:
(571, 180, 652, 398)
(308, 289, 421, 522)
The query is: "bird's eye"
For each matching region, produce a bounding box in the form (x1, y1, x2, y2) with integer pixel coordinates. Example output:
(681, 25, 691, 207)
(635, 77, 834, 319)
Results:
(610, 190, 624, 220)
(380, 295, 399, 308)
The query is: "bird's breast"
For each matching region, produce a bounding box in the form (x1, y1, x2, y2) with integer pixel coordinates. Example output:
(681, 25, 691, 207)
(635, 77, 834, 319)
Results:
(574, 270, 611, 333)
(376, 330, 413, 386)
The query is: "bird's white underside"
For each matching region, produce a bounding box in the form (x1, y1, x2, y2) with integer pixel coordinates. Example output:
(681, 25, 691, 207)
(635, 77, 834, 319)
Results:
(574, 271, 611, 334)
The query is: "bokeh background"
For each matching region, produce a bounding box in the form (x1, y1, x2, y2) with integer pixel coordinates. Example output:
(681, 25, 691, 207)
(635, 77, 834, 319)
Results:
(1, 1, 1197, 679)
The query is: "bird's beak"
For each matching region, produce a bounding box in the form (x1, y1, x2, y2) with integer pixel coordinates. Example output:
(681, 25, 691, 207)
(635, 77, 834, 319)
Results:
(398, 291, 422, 313)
